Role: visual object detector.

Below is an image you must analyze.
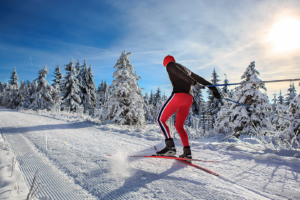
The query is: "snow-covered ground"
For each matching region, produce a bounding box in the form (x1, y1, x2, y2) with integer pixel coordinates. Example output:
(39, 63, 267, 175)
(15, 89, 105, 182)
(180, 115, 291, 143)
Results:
(0, 108, 300, 200)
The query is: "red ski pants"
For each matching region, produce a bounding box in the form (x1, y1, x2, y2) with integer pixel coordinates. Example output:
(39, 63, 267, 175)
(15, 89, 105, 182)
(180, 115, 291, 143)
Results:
(156, 93, 193, 147)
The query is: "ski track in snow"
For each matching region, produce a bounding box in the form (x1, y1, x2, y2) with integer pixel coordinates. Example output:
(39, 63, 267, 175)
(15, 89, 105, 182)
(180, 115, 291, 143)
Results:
(0, 108, 300, 199)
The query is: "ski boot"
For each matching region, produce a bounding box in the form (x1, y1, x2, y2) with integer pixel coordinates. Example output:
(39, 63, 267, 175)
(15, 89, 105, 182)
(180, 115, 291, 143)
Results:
(156, 138, 176, 156)
(179, 146, 192, 163)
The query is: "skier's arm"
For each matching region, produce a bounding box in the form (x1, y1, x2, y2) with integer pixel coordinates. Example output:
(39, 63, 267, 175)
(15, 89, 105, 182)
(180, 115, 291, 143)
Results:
(166, 62, 196, 85)
(191, 73, 221, 99)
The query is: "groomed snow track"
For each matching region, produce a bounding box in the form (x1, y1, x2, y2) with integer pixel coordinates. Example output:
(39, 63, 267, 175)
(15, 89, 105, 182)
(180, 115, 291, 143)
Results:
(3, 132, 95, 200)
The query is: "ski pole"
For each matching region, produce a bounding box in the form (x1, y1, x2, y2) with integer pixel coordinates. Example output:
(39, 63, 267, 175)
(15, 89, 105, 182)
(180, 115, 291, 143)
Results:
(201, 78, 300, 88)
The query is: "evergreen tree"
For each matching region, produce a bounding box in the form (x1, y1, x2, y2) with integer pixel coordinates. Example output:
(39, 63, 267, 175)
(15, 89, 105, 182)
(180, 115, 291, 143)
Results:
(19, 81, 31, 109)
(99, 79, 109, 107)
(29, 66, 54, 110)
(154, 87, 162, 107)
(271, 93, 277, 111)
(149, 89, 155, 106)
(6, 67, 20, 109)
(207, 68, 222, 126)
(76, 59, 83, 96)
(143, 92, 153, 122)
(278, 90, 284, 104)
(52, 62, 63, 87)
(101, 50, 145, 125)
(272, 103, 289, 131)
(59, 59, 81, 111)
(51, 62, 63, 103)
(75, 59, 81, 76)
(285, 83, 297, 106)
(80, 61, 97, 113)
(222, 74, 230, 94)
(16, 80, 26, 109)
(30, 80, 38, 97)
(1, 83, 11, 107)
(9, 67, 19, 89)
(229, 61, 272, 137)
(97, 80, 103, 94)
(214, 90, 235, 134)
(144, 92, 150, 105)
(192, 88, 205, 116)
(96, 80, 103, 109)
(285, 94, 300, 145)
(0, 81, 3, 93)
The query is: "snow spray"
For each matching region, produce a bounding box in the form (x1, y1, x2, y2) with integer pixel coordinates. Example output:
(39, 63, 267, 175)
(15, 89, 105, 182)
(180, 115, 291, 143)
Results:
(109, 151, 132, 178)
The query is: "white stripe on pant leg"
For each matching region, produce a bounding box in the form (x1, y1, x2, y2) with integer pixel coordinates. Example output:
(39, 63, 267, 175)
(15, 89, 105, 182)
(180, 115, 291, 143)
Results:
(157, 93, 175, 139)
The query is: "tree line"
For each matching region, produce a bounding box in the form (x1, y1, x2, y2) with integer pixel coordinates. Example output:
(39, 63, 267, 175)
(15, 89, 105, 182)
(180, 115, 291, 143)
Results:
(0, 51, 299, 145)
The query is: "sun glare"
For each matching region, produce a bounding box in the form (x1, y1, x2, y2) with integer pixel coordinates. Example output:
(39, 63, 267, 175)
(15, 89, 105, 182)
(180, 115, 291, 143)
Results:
(269, 18, 300, 52)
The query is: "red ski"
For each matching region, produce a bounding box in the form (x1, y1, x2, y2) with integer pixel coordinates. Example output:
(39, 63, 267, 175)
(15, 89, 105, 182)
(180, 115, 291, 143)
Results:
(107, 153, 219, 176)
(178, 160, 219, 176)
(128, 155, 217, 163)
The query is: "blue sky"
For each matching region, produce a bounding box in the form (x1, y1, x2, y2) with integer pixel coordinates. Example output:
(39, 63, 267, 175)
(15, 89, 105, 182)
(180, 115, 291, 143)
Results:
(1, 0, 300, 100)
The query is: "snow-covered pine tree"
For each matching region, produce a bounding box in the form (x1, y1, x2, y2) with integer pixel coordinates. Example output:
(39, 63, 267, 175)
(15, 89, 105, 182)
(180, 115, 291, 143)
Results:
(285, 83, 297, 106)
(192, 88, 205, 116)
(154, 87, 162, 107)
(285, 94, 300, 145)
(278, 90, 284, 104)
(0, 81, 3, 104)
(101, 50, 145, 125)
(214, 90, 235, 134)
(16, 80, 26, 109)
(96, 81, 102, 109)
(143, 92, 153, 122)
(222, 74, 230, 95)
(229, 61, 272, 137)
(271, 93, 277, 111)
(149, 89, 155, 106)
(58, 59, 81, 111)
(30, 80, 38, 96)
(80, 62, 97, 113)
(51, 62, 63, 103)
(20, 81, 31, 109)
(0, 81, 3, 93)
(52, 62, 63, 87)
(7, 67, 20, 109)
(270, 93, 278, 128)
(75, 59, 81, 76)
(273, 103, 289, 131)
(1, 83, 11, 107)
(97, 81, 102, 95)
(9, 67, 20, 89)
(207, 68, 222, 126)
(144, 92, 150, 105)
(29, 66, 54, 110)
(99, 79, 109, 107)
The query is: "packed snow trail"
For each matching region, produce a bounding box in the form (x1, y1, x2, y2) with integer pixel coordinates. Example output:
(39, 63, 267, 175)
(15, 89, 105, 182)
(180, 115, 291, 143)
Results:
(0, 108, 299, 199)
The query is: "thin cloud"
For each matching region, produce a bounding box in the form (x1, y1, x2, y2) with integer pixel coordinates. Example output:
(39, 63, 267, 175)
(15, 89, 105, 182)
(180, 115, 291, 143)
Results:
(0, 33, 109, 52)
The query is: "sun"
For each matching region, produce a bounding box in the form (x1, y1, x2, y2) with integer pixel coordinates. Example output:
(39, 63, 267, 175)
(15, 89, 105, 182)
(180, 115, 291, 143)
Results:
(269, 18, 300, 52)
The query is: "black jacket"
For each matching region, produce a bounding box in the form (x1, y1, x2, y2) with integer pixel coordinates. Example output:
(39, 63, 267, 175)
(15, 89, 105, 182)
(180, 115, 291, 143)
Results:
(166, 62, 220, 98)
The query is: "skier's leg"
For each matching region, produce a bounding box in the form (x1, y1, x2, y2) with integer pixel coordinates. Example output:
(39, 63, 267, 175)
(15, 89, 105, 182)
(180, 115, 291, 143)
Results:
(156, 93, 180, 139)
(155, 93, 181, 156)
(175, 93, 193, 147)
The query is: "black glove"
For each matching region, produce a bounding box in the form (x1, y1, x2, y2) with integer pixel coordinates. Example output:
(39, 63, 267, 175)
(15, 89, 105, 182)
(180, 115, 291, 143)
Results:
(213, 90, 221, 99)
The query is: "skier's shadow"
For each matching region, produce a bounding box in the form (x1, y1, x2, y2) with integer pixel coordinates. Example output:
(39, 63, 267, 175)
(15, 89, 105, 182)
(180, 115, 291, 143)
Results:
(101, 148, 206, 199)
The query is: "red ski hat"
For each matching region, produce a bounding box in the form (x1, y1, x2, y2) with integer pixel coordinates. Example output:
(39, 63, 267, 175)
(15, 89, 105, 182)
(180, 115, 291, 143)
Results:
(163, 55, 175, 67)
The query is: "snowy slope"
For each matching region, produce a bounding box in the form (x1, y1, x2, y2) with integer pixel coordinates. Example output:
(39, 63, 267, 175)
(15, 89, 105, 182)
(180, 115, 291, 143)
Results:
(0, 108, 300, 200)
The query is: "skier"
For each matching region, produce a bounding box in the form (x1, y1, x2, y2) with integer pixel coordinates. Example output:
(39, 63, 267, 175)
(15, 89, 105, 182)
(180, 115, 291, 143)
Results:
(156, 55, 221, 160)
